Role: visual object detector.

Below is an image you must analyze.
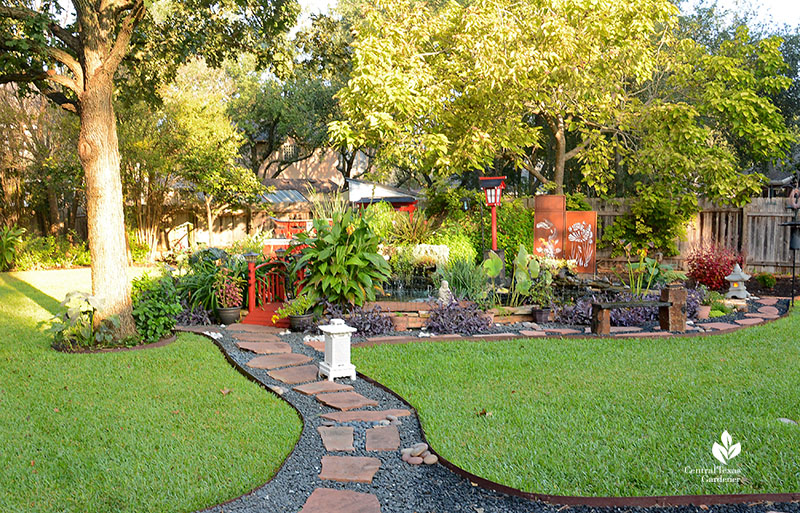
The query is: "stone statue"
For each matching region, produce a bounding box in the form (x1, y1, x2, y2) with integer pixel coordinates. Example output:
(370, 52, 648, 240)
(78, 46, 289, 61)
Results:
(438, 280, 453, 304)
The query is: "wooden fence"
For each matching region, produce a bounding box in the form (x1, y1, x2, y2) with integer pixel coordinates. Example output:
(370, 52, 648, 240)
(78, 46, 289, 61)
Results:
(584, 197, 798, 273)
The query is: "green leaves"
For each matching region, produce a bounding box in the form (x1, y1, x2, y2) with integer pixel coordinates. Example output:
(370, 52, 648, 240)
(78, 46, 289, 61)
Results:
(293, 208, 391, 307)
(0, 225, 25, 271)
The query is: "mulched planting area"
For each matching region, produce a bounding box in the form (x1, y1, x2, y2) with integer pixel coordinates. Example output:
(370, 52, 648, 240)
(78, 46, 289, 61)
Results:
(353, 297, 791, 344)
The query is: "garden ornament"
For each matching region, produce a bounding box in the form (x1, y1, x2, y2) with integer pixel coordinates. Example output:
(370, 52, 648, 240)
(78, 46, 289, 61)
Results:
(725, 264, 750, 299)
(318, 318, 357, 381)
(438, 280, 453, 304)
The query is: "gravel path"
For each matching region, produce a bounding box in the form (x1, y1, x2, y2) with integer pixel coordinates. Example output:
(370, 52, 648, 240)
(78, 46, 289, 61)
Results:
(193, 326, 800, 513)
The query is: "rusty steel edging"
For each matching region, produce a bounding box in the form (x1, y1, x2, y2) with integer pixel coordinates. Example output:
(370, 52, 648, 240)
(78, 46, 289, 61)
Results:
(357, 372, 800, 508)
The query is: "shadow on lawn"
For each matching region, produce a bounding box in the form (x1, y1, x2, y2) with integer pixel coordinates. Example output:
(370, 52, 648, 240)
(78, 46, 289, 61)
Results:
(0, 273, 62, 316)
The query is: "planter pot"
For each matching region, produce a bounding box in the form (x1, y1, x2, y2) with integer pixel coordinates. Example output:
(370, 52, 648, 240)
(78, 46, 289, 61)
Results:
(390, 315, 410, 331)
(531, 308, 551, 323)
(696, 305, 711, 320)
(289, 313, 314, 332)
(217, 307, 241, 325)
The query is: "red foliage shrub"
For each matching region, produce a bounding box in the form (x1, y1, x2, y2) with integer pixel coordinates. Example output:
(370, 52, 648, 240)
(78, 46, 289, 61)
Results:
(686, 244, 744, 291)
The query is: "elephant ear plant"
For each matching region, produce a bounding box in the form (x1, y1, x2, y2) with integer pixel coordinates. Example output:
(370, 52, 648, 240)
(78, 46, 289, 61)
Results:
(510, 245, 553, 307)
(294, 209, 391, 307)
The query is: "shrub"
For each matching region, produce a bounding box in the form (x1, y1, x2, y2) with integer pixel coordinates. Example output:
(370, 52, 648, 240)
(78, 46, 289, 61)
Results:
(132, 273, 182, 343)
(365, 201, 396, 239)
(425, 298, 492, 334)
(324, 301, 394, 337)
(433, 259, 487, 304)
(390, 211, 435, 245)
(294, 209, 391, 306)
(430, 223, 478, 263)
(48, 291, 120, 350)
(754, 272, 777, 289)
(600, 185, 697, 257)
(176, 247, 240, 311)
(15, 233, 91, 270)
(686, 244, 743, 291)
(496, 199, 537, 268)
(0, 225, 25, 271)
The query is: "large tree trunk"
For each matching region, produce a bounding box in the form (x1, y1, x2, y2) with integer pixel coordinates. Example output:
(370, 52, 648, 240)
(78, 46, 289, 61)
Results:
(78, 74, 136, 337)
(205, 196, 216, 246)
(552, 115, 566, 195)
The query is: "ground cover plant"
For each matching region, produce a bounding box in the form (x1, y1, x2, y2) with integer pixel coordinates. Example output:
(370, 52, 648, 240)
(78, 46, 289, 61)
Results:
(353, 315, 800, 496)
(0, 269, 300, 513)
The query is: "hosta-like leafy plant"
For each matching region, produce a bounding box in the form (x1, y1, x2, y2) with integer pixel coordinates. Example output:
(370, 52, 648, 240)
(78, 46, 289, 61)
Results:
(0, 225, 25, 271)
(294, 209, 391, 306)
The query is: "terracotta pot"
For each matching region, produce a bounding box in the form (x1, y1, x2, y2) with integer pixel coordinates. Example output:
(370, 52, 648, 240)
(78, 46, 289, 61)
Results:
(390, 315, 410, 331)
(217, 307, 241, 325)
(696, 305, 711, 320)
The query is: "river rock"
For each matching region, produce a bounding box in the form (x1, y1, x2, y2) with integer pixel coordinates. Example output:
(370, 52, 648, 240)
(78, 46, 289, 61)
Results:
(408, 456, 424, 465)
(423, 454, 439, 465)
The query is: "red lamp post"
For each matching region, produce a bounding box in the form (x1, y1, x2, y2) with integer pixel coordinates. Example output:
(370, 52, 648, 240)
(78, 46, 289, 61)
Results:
(479, 176, 506, 251)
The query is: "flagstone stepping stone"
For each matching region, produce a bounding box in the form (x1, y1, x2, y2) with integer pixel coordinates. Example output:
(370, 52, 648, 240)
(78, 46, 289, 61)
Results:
(317, 426, 355, 452)
(247, 353, 313, 369)
(519, 330, 545, 337)
(316, 391, 379, 411)
(227, 323, 282, 334)
(230, 331, 282, 342)
(268, 364, 320, 384)
(757, 297, 779, 306)
(758, 306, 780, 316)
(319, 455, 381, 483)
(365, 425, 400, 451)
(735, 318, 763, 326)
(610, 326, 642, 333)
(320, 409, 412, 423)
(305, 339, 325, 352)
(697, 322, 738, 331)
(545, 328, 582, 335)
(471, 332, 516, 339)
(236, 341, 292, 354)
(299, 488, 381, 513)
(294, 381, 354, 396)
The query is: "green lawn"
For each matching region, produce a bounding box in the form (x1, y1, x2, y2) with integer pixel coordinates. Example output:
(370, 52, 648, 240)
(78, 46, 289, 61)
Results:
(353, 314, 800, 497)
(0, 269, 301, 513)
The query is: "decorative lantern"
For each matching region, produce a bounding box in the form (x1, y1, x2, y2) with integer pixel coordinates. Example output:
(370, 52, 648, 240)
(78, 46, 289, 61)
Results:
(725, 264, 751, 299)
(478, 176, 506, 251)
(318, 318, 357, 381)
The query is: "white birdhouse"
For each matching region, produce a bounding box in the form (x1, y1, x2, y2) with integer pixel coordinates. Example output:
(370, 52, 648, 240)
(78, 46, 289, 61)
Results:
(318, 318, 357, 381)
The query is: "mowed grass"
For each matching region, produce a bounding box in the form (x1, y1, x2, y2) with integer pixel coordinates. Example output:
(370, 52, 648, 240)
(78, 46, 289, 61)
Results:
(353, 314, 800, 497)
(0, 269, 301, 513)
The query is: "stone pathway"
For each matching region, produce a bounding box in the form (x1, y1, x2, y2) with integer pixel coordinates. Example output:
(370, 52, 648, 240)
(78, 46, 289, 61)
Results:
(220, 323, 440, 513)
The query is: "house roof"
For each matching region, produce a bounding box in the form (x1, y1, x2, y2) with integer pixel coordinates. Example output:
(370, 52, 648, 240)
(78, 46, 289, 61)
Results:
(260, 189, 308, 204)
(346, 179, 419, 203)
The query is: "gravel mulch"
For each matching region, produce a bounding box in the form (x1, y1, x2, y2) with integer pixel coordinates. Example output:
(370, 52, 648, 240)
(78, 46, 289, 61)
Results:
(193, 327, 800, 513)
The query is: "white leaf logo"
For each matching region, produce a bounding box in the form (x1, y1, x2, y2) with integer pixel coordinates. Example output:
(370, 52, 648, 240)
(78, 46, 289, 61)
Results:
(712, 430, 741, 465)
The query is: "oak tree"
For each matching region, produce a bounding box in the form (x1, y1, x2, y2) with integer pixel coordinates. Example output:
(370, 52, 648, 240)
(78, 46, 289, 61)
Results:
(0, 0, 297, 336)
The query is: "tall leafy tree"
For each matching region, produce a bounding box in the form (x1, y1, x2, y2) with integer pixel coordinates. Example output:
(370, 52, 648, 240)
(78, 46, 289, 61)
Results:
(164, 59, 264, 246)
(0, 0, 297, 336)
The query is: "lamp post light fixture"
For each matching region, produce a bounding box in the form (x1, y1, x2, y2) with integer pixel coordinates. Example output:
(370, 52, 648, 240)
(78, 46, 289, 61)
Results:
(243, 251, 260, 313)
(318, 318, 357, 381)
(478, 176, 506, 251)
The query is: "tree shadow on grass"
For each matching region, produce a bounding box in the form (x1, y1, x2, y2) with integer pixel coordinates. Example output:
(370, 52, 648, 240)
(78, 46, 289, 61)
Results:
(0, 273, 62, 316)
